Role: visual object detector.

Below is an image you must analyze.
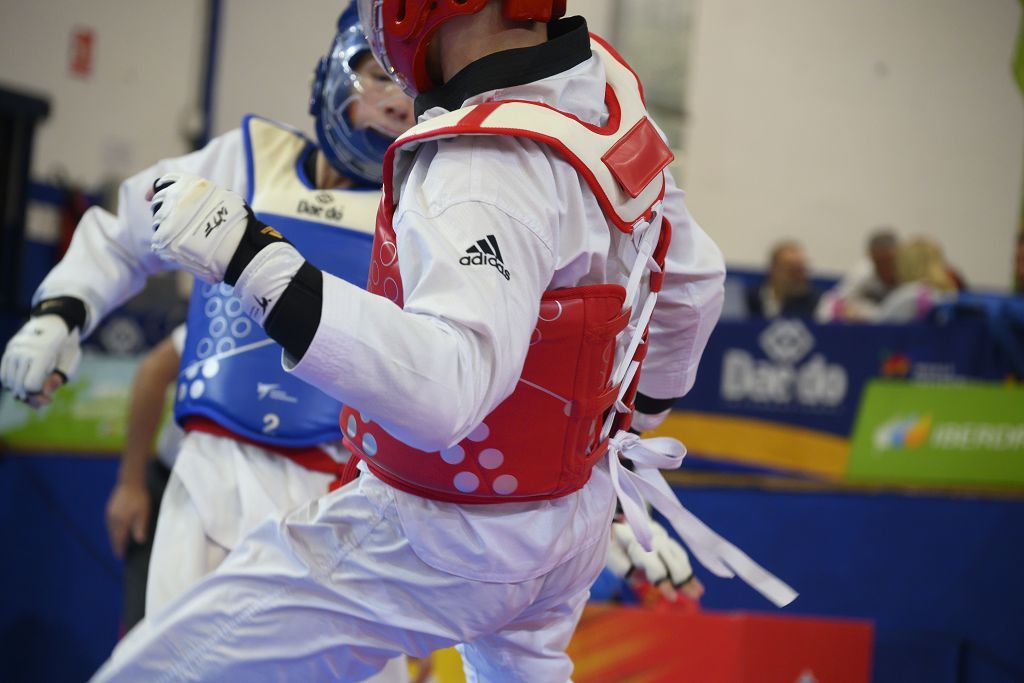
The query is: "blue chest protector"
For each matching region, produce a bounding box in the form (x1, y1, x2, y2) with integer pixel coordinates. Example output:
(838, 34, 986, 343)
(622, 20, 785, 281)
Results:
(174, 115, 381, 447)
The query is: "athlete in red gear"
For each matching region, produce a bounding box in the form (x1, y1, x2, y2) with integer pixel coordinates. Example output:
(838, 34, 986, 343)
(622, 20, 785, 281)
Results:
(91, 4, 792, 681)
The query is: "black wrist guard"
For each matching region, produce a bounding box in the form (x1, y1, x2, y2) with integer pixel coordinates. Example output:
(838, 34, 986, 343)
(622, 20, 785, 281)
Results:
(264, 262, 323, 360)
(634, 393, 677, 415)
(224, 208, 291, 286)
(31, 296, 87, 334)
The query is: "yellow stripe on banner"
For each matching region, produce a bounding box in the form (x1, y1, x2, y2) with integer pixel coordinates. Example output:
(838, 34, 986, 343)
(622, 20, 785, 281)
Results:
(649, 411, 850, 480)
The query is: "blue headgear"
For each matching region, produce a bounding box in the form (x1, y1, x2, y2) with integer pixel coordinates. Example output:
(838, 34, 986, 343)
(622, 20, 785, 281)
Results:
(310, 4, 396, 185)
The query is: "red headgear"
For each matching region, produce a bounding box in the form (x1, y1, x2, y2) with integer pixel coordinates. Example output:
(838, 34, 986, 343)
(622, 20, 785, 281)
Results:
(356, 0, 567, 97)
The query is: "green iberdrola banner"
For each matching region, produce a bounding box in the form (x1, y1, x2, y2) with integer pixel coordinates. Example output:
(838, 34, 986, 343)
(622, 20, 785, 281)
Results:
(0, 354, 140, 453)
(847, 381, 1024, 487)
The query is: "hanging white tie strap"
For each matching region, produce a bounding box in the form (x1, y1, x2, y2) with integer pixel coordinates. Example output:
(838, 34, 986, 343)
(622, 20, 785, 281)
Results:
(610, 291, 658, 390)
(622, 209, 663, 313)
(599, 207, 665, 442)
(607, 431, 799, 608)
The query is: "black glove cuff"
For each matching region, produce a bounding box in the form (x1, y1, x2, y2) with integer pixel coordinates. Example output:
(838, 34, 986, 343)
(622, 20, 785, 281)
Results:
(224, 208, 291, 286)
(31, 297, 87, 334)
(634, 393, 677, 415)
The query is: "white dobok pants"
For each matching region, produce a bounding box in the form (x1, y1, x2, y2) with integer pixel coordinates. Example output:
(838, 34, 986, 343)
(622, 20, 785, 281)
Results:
(93, 461, 612, 683)
(137, 431, 409, 683)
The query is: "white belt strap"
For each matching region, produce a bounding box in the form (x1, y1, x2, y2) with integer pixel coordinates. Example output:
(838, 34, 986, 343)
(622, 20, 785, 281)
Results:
(607, 431, 799, 607)
(597, 199, 797, 606)
(599, 206, 663, 443)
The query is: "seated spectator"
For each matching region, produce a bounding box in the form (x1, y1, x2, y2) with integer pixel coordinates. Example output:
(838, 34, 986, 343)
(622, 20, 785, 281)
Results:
(875, 236, 958, 322)
(817, 229, 899, 322)
(746, 240, 821, 318)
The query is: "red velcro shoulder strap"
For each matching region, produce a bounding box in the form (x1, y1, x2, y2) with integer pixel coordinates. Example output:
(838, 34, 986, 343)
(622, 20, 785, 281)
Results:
(601, 118, 674, 199)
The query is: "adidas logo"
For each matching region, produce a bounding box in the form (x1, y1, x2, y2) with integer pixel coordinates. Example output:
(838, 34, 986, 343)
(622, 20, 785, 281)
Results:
(459, 235, 511, 281)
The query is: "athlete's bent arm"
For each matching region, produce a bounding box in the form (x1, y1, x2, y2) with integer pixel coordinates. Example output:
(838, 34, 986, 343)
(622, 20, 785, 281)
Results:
(269, 200, 553, 452)
(36, 132, 247, 335)
(149, 140, 557, 452)
(1, 132, 246, 403)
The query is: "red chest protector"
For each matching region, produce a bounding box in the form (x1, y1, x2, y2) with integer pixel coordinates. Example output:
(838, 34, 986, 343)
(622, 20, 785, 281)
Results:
(339, 37, 674, 503)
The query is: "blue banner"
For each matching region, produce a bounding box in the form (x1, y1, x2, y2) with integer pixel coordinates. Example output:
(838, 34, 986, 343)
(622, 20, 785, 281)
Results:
(679, 317, 1004, 436)
(654, 318, 1009, 479)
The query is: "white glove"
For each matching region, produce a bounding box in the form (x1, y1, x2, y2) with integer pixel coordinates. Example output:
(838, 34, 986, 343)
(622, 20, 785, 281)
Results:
(150, 172, 249, 284)
(1, 315, 82, 401)
(606, 519, 694, 587)
(631, 407, 672, 433)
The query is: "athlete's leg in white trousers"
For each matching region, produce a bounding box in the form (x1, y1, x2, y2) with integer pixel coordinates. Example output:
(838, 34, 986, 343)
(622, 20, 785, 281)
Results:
(145, 472, 229, 613)
(457, 588, 591, 682)
(139, 433, 412, 682)
(92, 471, 608, 683)
(145, 432, 335, 614)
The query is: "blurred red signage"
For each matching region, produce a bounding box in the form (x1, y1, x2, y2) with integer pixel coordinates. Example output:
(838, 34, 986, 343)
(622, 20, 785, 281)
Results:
(69, 27, 95, 78)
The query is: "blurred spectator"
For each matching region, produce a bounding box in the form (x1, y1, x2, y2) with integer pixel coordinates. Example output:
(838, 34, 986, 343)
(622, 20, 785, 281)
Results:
(746, 240, 821, 318)
(817, 229, 899, 322)
(874, 237, 958, 322)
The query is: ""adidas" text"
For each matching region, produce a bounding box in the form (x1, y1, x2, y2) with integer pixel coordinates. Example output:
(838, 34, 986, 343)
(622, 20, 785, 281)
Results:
(460, 235, 511, 281)
(459, 252, 510, 280)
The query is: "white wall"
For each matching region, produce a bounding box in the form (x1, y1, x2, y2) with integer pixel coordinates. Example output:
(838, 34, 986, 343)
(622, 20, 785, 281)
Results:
(0, 0, 205, 187)
(684, 0, 1024, 290)
(211, 0, 341, 138)
(568, 0, 616, 39)
(0, 0, 623, 185)
(5, 1, 1020, 290)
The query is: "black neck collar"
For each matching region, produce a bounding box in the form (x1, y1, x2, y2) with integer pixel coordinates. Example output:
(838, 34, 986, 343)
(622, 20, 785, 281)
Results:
(414, 16, 591, 118)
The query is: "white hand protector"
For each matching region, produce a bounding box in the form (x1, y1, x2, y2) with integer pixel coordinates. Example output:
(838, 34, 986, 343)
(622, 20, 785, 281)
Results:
(607, 519, 694, 587)
(0, 315, 81, 399)
(149, 172, 249, 284)
(631, 407, 672, 434)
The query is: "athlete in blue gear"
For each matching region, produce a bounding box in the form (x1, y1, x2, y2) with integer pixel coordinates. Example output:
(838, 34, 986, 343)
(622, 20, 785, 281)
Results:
(2, 7, 416, 682)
